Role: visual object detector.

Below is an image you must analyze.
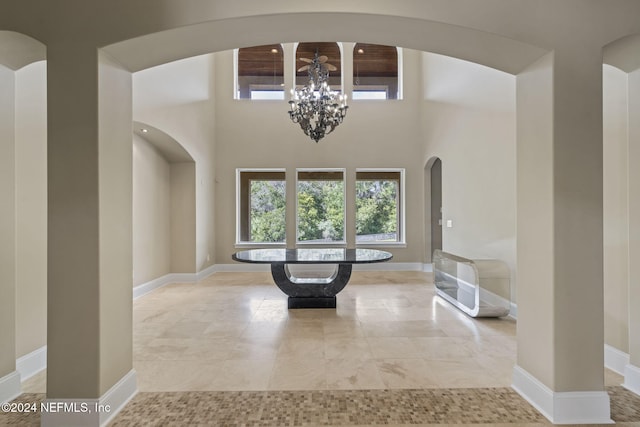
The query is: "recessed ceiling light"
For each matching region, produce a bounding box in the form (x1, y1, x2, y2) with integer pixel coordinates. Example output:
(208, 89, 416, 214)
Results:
(141, 128, 148, 133)
(357, 48, 364, 54)
(271, 48, 278, 54)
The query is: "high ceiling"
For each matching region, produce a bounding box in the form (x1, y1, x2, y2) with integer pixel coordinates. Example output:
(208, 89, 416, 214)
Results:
(237, 42, 397, 78)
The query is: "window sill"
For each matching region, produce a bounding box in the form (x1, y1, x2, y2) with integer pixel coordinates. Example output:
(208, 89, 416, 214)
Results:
(235, 242, 287, 249)
(356, 242, 407, 248)
(296, 241, 347, 247)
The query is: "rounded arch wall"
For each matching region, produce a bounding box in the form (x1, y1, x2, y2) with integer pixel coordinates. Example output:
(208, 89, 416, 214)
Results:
(0, 30, 46, 399)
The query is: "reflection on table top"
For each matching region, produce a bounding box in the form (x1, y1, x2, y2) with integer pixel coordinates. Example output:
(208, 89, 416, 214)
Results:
(232, 248, 393, 264)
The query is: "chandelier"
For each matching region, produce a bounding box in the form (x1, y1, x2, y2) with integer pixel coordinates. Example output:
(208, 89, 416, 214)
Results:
(288, 52, 348, 143)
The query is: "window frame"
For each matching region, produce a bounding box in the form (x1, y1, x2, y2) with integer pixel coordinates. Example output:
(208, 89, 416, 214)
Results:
(355, 168, 406, 247)
(352, 44, 403, 101)
(235, 168, 287, 247)
(234, 44, 285, 101)
(295, 168, 347, 246)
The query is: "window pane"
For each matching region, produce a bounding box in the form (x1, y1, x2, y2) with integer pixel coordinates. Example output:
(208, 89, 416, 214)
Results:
(237, 44, 284, 100)
(239, 171, 286, 243)
(355, 172, 400, 243)
(297, 171, 345, 242)
(250, 90, 285, 100)
(296, 42, 342, 91)
(353, 43, 398, 100)
(351, 90, 387, 100)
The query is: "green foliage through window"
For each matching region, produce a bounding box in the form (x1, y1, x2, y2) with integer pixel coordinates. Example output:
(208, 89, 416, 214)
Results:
(250, 180, 286, 242)
(355, 172, 400, 242)
(239, 170, 286, 243)
(297, 175, 344, 242)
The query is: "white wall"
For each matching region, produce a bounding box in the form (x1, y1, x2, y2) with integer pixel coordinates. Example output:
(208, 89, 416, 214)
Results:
(132, 134, 171, 285)
(603, 64, 629, 353)
(421, 52, 517, 301)
(133, 53, 216, 274)
(14, 60, 47, 358)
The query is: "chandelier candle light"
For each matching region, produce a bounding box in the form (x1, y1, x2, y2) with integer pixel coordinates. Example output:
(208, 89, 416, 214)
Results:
(288, 52, 348, 143)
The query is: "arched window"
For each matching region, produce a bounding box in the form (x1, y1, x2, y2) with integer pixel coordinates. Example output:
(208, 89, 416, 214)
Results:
(236, 44, 284, 99)
(296, 42, 342, 92)
(353, 43, 399, 100)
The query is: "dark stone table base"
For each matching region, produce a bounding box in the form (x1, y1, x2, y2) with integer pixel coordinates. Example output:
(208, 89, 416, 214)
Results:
(288, 296, 336, 309)
(271, 263, 352, 309)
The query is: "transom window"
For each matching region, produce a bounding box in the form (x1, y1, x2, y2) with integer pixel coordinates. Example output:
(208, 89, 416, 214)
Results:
(236, 44, 284, 100)
(295, 42, 342, 92)
(353, 43, 399, 100)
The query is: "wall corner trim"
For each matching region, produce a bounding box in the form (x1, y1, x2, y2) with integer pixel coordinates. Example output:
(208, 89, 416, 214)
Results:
(0, 371, 21, 404)
(41, 369, 137, 427)
(604, 344, 630, 376)
(623, 363, 640, 396)
(512, 365, 613, 424)
(16, 346, 47, 382)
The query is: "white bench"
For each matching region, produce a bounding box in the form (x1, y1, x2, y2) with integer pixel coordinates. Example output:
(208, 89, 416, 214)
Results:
(433, 249, 510, 317)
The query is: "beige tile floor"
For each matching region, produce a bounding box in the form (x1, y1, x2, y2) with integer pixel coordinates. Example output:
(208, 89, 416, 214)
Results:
(22, 270, 625, 395)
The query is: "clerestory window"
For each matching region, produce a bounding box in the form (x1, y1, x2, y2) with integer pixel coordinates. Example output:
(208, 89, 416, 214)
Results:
(353, 43, 400, 100)
(236, 44, 284, 100)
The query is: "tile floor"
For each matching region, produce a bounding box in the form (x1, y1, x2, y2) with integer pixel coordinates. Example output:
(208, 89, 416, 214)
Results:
(17, 270, 635, 426)
(130, 271, 519, 392)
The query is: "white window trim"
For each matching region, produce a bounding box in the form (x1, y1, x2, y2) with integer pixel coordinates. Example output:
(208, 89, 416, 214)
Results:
(233, 48, 239, 100)
(396, 47, 404, 100)
(295, 168, 347, 246)
(235, 168, 287, 246)
(234, 44, 285, 101)
(354, 168, 406, 247)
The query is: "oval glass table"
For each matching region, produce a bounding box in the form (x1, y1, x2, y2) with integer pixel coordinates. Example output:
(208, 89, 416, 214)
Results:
(232, 248, 393, 308)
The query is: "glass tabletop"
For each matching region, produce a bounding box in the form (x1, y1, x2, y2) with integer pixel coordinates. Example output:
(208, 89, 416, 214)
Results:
(232, 248, 393, 264)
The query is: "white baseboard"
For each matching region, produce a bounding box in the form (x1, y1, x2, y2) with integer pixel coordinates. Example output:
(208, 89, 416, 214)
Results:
(354, 262, 423, 271)
(0, 370, 21, 404)
(133, 265, 217, 299)
(604, 344, 629, 376)
(16, 345, 47, 381)
(41, 369, 137, 427)
(197, 264, 217, 281)
(422, 263, 433, 272)
(213, 262, 424, 273)
(512, 365, 612, 424)
(213, 263, 271, 273)
(623, 363, 640, 396)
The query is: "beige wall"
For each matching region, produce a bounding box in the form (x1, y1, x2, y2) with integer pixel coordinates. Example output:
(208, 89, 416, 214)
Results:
(0, 64, 16, 378)
(97, 51, 133, 395)
(629, 69, 640, 366)
(132, 134, 171, 285)
(213, 47, 424, 264)
(170, 162, 196, 273)
(515, 52, 555, 387)
(133, 54, 215, 274)
(15, 60, 47, 358)
(603, 64, 629, 353)
(421, 52, 516, 302)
